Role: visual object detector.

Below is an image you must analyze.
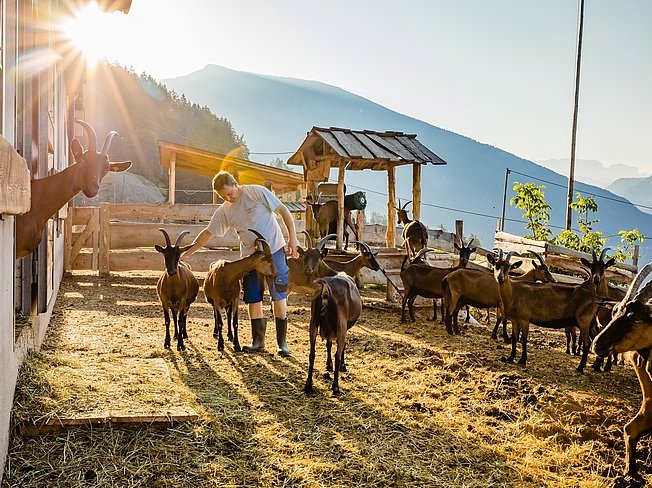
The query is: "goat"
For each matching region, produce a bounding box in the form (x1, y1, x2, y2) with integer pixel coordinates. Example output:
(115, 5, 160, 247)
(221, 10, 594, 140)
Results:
(287, 232, 338, 295)
(487, 249, 600, 372)
(305, 193, 358, 249)
(155, 229, 200, 351)
(593, 263, 652, 478)
(396, 199, 429, 260)
(323, 241, 381, 288)
(15, 120, 131, 259)
(399, 238, 476, 331)
(304, 272, 362, 396)
(203, 229, 277, 352)
(443, 251, 555, 340)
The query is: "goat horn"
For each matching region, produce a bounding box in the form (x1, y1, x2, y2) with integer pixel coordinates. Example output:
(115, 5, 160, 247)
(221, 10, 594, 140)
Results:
(624, 263, 652, 303)
(413, 247, 433, 261)
(591, 249, 597, 262)
(505, 251, 519, 263)
(401, 200, 412, 210)
(174, 230, 190, 247)
(100, 131, 118, 157)
(248, 229, 266, 242)
(76, 119, 97, 153)
(599, 247, 611, 262)
(529, 250, 546, 267)
(493, 248, 504, 261)
(159, 228, 172, 247)
(350, 241, 372, 253)
(316, 233, 337, 252)
(301, 230, 313, 249)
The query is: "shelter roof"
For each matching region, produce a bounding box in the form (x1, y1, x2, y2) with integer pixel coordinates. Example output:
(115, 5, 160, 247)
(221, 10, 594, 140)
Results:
(287, 126, 447, 172)
(157, 140, 304, 192)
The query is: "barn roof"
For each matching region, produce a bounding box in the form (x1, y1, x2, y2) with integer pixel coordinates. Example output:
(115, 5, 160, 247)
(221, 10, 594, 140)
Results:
(287, 126, 447, 171)
(157, 139, 304, 192)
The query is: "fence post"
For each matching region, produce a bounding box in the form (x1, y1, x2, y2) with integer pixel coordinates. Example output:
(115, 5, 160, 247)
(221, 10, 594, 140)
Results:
(99, 203, 111, 276)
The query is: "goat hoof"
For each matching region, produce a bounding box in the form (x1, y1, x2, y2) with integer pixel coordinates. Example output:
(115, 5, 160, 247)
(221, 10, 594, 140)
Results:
(227, 332, 234, 341)
(182, 332, 188, 339)
(604, 365, 612, 373)
(332, 388, 341, 397)
(217, 339, 225, 351)
(340, 364, 347, 372)
(490, 334, 498, 340)
(304, 384, 315, 395)
(233, 344, 242, 353)
(164, 343, 171, 350)
(323, 372, 331, 380)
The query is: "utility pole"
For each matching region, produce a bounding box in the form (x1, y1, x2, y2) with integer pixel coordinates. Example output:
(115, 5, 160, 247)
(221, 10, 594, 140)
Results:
(566, 0, 585, 231)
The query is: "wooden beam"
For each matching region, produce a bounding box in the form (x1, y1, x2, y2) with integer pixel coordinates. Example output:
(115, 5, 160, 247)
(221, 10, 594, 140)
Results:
(386, 165, 397, 301)
(169, 153, 176, 204)
(412, 163, 421, 221)
(99, 204, 111, 276)
(336, 161, 346, 250)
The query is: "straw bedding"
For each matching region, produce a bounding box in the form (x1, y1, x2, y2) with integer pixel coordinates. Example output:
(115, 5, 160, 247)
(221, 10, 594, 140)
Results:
(2, 270, 650, 487)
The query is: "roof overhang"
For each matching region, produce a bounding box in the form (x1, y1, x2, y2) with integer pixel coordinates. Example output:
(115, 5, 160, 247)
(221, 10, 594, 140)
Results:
(158, 140, 304, 193)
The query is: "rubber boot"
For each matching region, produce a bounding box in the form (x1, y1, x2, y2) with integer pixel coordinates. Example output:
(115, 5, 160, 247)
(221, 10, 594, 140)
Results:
(243, 318, 266, 352)
(275, 317, 291, 357)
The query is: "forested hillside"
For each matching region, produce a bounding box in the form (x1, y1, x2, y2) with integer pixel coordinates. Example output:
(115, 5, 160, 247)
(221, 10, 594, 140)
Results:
(85, 63, 248, 203)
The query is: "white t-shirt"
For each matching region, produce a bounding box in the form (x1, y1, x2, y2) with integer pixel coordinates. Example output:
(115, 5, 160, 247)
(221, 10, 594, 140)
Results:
(206, 185, 286, 256)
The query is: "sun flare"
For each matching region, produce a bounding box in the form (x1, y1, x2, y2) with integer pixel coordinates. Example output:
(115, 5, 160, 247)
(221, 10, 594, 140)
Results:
(61, 2, 118, 66)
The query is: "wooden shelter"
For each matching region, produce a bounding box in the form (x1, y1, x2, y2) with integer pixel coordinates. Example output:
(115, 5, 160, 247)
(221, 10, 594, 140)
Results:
(158, 139, 305, 204)
(287, 126, 447, 249)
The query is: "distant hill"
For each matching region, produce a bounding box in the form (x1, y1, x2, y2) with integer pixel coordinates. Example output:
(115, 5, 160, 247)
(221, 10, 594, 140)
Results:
(536, 158, 647, 188)
(161, 65, 652, 257)
(607, 177, 652, 215)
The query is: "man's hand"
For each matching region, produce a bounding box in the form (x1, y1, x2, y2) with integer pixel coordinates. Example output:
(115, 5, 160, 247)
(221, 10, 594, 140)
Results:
(287, 236, 300, 259)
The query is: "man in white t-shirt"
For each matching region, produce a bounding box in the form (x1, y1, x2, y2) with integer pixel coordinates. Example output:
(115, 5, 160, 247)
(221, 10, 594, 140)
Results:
(182, 170, 300, 356)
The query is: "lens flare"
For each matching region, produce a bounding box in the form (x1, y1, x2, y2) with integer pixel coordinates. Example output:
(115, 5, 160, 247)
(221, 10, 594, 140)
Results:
(60, 2, 117, 67)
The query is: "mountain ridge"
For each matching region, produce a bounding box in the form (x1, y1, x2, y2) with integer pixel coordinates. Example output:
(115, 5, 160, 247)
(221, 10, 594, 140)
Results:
(162, 64, 652, 257)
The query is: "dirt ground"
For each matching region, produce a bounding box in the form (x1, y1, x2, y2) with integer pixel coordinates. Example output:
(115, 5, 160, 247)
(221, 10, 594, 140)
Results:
(2, 270, 651, 487)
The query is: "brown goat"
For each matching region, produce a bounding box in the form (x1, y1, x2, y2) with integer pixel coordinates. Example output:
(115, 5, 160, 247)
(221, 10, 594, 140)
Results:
(396, 199, 429, 260)
(487, 249, 600, 372)
(443, 251, 555, 339)
(304, 273, 362, 396)
(400, 239, 476, 331)
(16, 120, 131, 259)
(287, 232, 338, 295)
(155, 229, 200, 351)
(203, 229, 277, 352)
(323, 241, 381, 288)
(305, 194, 358, 249)
(593, 263, 652, 478)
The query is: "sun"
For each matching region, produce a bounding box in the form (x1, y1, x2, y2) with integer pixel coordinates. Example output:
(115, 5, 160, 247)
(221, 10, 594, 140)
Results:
(61, 2, 118, 66)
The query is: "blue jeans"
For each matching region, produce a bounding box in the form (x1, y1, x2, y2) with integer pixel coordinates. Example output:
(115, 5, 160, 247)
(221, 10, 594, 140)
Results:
(242, 249, 289, 303)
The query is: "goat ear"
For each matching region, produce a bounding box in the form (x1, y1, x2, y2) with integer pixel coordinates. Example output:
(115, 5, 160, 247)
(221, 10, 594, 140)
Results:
(454, 243, 461, 252)
(71, 139, 84, 161)
(179, 245, 193, 253)
(320, 248, 329, 258)
(580, 257, 591, 267)
(470, 247, 477, 253)
(155, 244, 164, 253)
(486, 254, 495, 266)
(510, 260, 523, 270)
(109, 161, 132, 172)
(606, 258, 616, 268)
(297, 247, 305, 256)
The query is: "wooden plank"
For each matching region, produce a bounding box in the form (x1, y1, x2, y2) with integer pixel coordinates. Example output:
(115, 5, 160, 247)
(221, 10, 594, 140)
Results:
(366, 133, 416, 161)
(364, 133, 403, 162)
(336, 161, 345, 250)
(314, 130, 348, 157)
(91, 208, 100, 271)
(71, 206, 96, 225)
(18, 408, 199, 436)
(99, 204, 111, 275)
(331, 130, 373, 159)
(107, 203, 217, 221)
(494, 231, 548, 249)
(69, 211, 98, 267)
(64, 213, 72, 272)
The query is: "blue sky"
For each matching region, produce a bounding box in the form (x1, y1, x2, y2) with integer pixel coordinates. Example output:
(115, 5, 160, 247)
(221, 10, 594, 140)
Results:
(77, 0, 652, 173)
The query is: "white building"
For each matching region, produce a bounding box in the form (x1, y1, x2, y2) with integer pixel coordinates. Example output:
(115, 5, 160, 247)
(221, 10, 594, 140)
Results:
(0, 1, 131, 481)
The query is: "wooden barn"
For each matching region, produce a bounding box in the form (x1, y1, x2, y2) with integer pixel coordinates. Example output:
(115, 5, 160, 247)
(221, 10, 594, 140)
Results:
(0, 1, 132, 481)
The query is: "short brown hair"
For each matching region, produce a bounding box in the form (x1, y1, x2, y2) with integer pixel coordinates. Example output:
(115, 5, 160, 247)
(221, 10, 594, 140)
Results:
(212, 170, 237, 192)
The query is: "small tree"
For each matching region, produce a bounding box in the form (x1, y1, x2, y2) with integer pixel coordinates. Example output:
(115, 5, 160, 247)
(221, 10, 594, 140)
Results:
(553, 192, 605, 253)
(509, 182, 553, 241)
(613, 229, 645, 263)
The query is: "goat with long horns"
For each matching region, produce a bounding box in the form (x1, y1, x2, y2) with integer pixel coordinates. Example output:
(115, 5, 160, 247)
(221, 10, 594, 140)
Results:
(15, 120, 131, 259)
